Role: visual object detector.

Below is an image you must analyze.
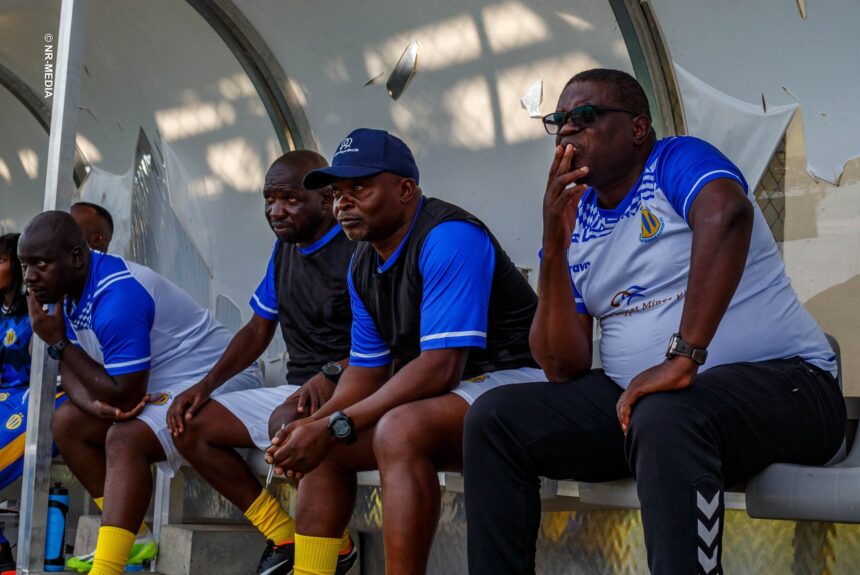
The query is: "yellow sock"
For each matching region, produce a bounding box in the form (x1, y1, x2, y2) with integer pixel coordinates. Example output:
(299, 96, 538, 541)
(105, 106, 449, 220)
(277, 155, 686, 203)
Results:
(295, 534, 341, 575)
(339, 530, 352, 553)
(93, 496, 148, 536)
(89, 526, 135, 575)
(244, 488, 295, 543)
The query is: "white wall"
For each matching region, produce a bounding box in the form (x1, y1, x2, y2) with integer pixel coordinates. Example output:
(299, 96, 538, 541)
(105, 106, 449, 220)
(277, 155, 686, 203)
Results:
(237, 0, 634, 283)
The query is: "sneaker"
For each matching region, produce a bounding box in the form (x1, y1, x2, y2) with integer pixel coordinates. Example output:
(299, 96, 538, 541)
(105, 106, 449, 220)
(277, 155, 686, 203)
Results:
(256, 540, 294, 575)
(255, 537, 359, 575)
(335, 539, 359, 575)
(0, 541, 15, 575)
(66, 529, 158, 573)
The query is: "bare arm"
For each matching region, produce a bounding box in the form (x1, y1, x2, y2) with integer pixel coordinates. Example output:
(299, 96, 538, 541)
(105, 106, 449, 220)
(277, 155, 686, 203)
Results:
(530, 144, 593, 379)
(339, 348, 467, 432)
(197, 313, 276, 393)
(59, 345, 148, 410)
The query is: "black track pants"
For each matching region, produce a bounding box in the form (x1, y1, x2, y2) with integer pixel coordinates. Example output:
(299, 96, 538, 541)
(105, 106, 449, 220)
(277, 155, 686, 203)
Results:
(464, 359, 845, 574)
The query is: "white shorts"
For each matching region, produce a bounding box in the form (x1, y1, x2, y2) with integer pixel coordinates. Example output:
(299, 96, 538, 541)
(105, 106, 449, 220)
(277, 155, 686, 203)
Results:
(136, 366, 263, 477)
(451, 366, 546, 405)
(212, 384, 300, 450)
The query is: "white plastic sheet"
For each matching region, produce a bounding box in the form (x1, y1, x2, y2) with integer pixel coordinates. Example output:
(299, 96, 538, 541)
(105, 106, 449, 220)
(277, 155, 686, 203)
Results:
(674, 63, 797, 191)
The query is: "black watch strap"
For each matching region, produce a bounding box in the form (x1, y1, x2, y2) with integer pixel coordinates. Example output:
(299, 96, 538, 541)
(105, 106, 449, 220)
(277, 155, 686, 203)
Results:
(47, 338, 71, 360)
(666, 333, 708, 365)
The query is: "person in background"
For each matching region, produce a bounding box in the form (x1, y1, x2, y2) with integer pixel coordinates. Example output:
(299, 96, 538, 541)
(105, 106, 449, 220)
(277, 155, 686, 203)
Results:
(71, 202, 113, 253)
(0, 233, 68, 575)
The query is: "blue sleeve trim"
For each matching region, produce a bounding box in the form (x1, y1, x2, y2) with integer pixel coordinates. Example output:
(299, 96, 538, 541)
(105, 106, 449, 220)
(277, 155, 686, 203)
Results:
(681, 169, 747, 221)
(347, 264, 392, 367)
(418, 221, 493, 351)
(249, 242, 279, 319)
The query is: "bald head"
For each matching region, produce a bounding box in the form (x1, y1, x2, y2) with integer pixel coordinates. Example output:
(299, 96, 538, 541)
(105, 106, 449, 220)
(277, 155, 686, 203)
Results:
(71, 202, 113, 252)
(20, 211, 88, 255)
(263, 150, 335, 244)
(266, 150, 328, 187)
(17, 211, 91, 303)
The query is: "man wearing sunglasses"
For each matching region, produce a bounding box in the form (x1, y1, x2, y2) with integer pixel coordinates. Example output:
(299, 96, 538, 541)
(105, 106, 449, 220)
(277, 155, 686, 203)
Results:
(464, 68, 845, 574)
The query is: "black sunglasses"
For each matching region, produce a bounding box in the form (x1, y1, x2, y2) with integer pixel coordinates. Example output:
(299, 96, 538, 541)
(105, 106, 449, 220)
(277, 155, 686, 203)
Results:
(542, 104, 638, 134)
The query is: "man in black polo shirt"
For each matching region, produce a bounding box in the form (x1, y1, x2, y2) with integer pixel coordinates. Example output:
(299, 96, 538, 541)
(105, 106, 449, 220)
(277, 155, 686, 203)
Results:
(167, 150, 357, 575)
(266, 129, 545, 575)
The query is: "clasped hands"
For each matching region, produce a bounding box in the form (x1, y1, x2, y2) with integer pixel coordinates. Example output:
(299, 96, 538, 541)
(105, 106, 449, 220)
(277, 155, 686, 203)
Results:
(265, 417, 336, 481)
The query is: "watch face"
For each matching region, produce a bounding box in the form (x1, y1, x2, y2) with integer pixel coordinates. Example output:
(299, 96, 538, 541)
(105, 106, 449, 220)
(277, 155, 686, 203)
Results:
(47, 346, 60, 360)
(332, 417, 351, 438)
(323, 362, 342, 377)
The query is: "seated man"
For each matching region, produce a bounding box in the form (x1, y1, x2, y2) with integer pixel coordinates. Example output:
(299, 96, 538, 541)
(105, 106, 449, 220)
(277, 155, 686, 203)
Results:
(168, 150, 358, 575)
(0, 233, 68, 574)
(463, 68, 846, 575)
(267, 128, 545, 575)
(19, 212, 260, 575)
(71, 201, 113, 253)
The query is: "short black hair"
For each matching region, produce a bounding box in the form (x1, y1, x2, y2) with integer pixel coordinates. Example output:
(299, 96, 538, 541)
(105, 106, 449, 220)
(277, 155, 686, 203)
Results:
(0, 233, 26, 315)
(72, 201, 114, 234)
(565, 68, 651, 119)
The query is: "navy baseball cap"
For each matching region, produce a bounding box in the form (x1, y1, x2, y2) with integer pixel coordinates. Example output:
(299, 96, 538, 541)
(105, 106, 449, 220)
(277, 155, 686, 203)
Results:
(303, 128, 420, 189)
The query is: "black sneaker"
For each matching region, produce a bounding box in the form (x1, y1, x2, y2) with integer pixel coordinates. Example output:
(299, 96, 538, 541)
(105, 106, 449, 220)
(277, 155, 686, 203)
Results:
(0, 541, 15, 575)
(256, 540, 294, 575)
(335, 539, 359, 575)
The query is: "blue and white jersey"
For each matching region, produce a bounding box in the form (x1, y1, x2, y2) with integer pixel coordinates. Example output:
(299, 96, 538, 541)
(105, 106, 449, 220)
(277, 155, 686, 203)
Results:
(65, 251, 245, 393)
(348, 219, 495, 367)
(1, 312, 31, 390)
(567, 136, 836, 388)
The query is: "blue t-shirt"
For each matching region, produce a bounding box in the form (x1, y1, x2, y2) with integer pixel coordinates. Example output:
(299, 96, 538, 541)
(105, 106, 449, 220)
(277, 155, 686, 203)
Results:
(1, 312, 32, 390)
(348, 219, 495, 367)
(566, 136, 836, 387)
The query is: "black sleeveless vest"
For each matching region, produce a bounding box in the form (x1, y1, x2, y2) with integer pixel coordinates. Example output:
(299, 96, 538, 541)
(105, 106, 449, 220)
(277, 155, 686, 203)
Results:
(273, 229, 354, 386)
(350, 197, 538, 379)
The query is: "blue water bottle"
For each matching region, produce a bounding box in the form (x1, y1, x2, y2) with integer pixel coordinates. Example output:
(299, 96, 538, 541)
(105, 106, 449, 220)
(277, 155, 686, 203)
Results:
(44, 482, 69, 572)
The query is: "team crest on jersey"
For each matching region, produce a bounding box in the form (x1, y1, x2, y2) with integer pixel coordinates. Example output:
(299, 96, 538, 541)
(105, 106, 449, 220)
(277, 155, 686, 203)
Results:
(3, 328, 16, 347)
(5, 413, 23, 430)
(149, 392, 170, 406)
(0, 393, 9, 402)
(639, 208, 665, 243)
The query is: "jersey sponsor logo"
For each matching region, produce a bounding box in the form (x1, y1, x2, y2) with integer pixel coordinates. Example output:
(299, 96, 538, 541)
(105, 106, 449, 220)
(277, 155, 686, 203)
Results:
(569, 261, 591, 273)
(148, 392, 170, 406)
(4, 328, 16, 347)
(0, 393, 9, 402)
(5, 413, 23, 430)
(610, 285, 648, 308)
(639, 208, 665, 243)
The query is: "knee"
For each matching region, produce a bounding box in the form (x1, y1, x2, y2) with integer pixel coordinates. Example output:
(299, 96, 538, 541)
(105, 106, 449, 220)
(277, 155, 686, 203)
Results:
(51, 401, 86, 440)
(268, 399, 300, 439)
(463, 387, 519, 452)
(171, 413, 204, 454)
(373, 407, 425, 464)
(628, 392, 706, 451)
(105, 422, 153, 461)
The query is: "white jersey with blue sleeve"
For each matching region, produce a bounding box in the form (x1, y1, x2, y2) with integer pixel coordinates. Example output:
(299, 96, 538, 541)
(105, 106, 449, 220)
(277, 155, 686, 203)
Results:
(65, 251, 249, 394)
(567, 136, 836, 388)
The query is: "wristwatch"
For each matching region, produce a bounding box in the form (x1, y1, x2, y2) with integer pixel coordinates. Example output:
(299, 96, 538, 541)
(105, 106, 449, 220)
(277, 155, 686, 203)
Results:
(328, 411, 357, 445)
(665, 333, 708, 365)
(322, 361, 344, 384)
(47, 338, 71, 361)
